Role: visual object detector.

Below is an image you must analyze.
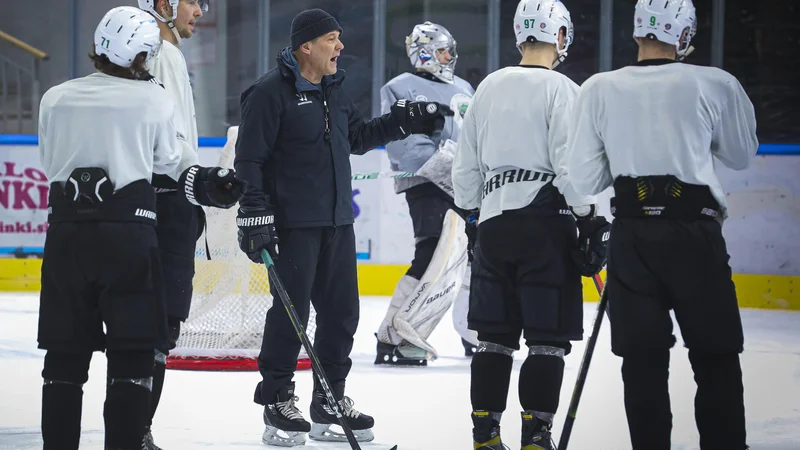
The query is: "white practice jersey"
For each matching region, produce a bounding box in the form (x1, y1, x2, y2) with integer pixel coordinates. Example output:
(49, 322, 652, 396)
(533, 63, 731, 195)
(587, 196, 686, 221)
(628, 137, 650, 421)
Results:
(452, 66, 596, 223)
(566, 61, 758, 220)
(148, 40, 199, 177)
(38, 73, 181, 190)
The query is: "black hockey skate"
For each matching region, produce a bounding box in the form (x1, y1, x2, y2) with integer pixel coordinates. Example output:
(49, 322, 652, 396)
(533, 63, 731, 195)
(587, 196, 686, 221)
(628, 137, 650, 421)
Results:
(521, 411, 555, 450)
(374, 334, 427, 366)
(141, 426, 163, 450)
(309, 381, 375, 443)
(472, 410, 509, 450)
(261, 382, 311, 447)
(463, 338, 478, 357)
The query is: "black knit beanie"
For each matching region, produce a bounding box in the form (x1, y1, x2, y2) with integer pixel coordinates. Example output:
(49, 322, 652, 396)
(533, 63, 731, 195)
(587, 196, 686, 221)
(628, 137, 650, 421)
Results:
(290, 9, 343, 50)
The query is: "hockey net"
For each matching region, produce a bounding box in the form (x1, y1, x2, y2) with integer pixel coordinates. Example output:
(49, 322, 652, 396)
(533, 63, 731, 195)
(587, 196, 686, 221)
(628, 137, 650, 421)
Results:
(166, 127, 315, 371)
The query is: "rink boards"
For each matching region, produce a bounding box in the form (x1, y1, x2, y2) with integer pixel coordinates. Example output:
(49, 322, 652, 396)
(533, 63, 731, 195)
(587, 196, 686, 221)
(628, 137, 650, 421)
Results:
(1, 136, 798, 311)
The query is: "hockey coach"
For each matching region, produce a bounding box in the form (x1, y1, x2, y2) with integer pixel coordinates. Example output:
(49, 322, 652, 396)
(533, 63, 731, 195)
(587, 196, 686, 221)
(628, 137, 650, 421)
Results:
(233, 8, 452, 443)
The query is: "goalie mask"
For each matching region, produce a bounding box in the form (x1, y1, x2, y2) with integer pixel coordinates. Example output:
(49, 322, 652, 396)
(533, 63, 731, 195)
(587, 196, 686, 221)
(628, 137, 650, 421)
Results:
(633, 0, 697, 60)
(514, 0, 574, 68)
(406, 22, 458, 84)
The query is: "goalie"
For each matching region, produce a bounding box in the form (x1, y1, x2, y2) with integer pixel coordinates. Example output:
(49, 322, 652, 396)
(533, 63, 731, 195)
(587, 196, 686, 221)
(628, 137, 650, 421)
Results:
(375, 21, 479, 366)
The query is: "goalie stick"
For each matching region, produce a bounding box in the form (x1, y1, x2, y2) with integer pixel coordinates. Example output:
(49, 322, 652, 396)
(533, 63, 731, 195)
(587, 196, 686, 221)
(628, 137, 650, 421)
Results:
(558, 273, 607, 450)
(260, 250, 398, 450)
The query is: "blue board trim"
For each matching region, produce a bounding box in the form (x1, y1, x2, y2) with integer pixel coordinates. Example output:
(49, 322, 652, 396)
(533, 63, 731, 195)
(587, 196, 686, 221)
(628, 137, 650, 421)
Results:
(1, 134, 798, 155)
(0, 247, 44, 254)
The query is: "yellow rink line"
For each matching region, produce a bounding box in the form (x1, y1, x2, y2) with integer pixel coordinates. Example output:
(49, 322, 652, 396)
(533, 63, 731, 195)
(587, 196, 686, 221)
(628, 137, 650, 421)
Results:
(1, 259, 797, 311)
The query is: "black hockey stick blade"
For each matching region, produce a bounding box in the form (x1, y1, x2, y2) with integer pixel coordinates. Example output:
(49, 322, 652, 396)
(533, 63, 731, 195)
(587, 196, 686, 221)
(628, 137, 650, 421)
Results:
(557, 273, 608, 450)
(261, 250, 363, 450)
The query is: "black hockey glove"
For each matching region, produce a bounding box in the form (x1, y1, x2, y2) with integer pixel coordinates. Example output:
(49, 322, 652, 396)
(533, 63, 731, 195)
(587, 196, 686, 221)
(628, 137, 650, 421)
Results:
(391, 100, 453, 138)
(236, 207, 279, 264)
(572, 210, 611, 277)
(179, 165, 246, 209)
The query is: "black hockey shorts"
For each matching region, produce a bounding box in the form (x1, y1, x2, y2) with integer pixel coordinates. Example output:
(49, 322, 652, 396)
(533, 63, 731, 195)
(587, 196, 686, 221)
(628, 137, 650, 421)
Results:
(468, 211, 583, 347)
(154, 192, 203, 325)
(38, 222, 168, 353)
(606, 218, 744, 357)
(404, 182, 471, 279)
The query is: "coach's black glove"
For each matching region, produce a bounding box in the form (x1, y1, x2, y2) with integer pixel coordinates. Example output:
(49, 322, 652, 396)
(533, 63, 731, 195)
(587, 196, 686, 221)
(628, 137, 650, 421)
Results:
(391, 100, 453, 138)
(179, 165, 246, 209)
(236, 207, 279, 264)
(572, 206, 611, 277)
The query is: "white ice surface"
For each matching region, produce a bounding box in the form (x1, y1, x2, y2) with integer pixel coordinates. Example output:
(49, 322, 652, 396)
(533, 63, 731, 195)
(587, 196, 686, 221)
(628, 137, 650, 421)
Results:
(1, 293, 799, 449)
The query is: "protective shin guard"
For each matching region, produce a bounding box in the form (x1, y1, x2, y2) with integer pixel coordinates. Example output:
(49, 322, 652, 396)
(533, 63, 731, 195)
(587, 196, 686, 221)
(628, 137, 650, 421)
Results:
(470, 343, 515, 412)
(41, 351, 91, 450)
(621, 351, 672, 450)
(689, 351, 747, 449)
(148, 350, 167, 427)
(519, 346, 566, 414)
(104, 351, 154, 449)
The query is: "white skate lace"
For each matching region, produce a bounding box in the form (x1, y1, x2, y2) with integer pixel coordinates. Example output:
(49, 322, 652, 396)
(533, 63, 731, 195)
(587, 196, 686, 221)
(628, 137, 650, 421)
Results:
(277, 395, 305, 421)
(340, 396, 361, 419)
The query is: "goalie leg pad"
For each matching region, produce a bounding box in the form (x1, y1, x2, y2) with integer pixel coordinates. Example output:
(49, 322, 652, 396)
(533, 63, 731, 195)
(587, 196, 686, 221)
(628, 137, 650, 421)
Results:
(376, 275, 419, 346)
(378, 210, 469, 360)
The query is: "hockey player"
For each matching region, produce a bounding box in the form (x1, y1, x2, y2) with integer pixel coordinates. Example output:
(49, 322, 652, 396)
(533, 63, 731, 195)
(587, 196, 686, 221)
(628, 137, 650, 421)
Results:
(566, 1, 756, 449)
(136, 1, 245, 448)
(453, 1, 610, 449)
(375, 21, 479, 366)
(37, 7, 180, 449)
(234, 8, 452, 447)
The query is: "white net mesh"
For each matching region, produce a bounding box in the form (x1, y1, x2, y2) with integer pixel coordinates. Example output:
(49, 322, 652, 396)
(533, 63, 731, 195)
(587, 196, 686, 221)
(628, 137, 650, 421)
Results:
(167, 128, 316, 370)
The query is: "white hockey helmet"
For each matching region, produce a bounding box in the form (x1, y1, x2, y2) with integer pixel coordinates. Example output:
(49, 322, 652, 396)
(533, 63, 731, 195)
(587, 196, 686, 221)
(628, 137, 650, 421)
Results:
(137, 0, 209, 22)
(137, 0, 209, 45)
(94, 6, 162, 68)
(405, 21, 458, 84)
(633, 0, 697, 59)
(514, 0, 574, 67)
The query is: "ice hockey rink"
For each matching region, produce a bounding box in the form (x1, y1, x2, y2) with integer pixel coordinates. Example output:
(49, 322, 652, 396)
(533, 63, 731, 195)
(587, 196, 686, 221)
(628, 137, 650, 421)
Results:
(1, 292, 798, 450)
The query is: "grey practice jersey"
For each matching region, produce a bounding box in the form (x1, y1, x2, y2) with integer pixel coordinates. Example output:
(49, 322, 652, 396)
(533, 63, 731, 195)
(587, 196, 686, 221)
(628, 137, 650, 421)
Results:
(566, 61, 759, 220)
(381, 72, 474, 193)
(38, 73, 182, 191)
(452, 66, 596, 223)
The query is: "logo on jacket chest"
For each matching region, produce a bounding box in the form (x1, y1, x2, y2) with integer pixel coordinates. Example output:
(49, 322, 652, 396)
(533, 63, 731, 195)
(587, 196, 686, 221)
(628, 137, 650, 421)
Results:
(296, 92, 312, 106)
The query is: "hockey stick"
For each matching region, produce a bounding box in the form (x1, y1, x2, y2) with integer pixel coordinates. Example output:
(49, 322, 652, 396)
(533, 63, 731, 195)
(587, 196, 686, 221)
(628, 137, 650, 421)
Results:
(261, 250, 398, 450)
(351, 170, 415, 181)
(557, 273, 607, 450)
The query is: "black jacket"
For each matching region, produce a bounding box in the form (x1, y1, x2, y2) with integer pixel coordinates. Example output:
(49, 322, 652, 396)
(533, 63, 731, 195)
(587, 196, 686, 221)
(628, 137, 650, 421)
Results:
(234, 48, 405, 228)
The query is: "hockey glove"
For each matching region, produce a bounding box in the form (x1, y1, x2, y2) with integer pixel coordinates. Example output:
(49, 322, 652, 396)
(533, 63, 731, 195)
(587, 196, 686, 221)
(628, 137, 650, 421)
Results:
(573, 210, 611, 277)
(391, 100, 453, 138)
(236, 207, 279, 263)
(179, 165, 246, 209)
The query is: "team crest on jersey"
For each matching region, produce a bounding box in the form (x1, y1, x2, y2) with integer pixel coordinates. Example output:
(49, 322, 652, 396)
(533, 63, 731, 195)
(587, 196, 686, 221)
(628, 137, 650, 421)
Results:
(449, 93, 472, 128)
(415, 94, 428, 102)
